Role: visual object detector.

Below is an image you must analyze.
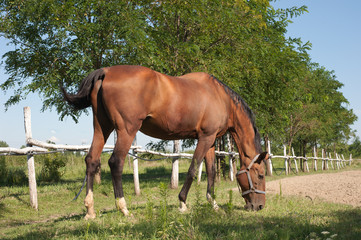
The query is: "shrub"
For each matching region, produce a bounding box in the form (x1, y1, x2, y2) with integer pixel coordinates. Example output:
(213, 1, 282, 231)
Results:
(39, 153, 67, 182)
(7, 168, 28, 185)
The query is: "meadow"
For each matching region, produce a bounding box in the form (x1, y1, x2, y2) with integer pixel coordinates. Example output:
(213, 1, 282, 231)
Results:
(0, 152, 360, 239)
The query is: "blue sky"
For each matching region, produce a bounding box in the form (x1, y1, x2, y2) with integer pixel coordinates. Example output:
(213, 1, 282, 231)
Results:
(1, 0, 360, 148)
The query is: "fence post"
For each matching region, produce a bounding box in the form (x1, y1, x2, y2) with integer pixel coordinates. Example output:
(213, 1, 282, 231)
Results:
(304, 157, 309, 172)
(313, 146, 318, 171)
(266, 140, 273, 176)
(284, 145, 288, 175)
(325, 151, 329, 170)
(335, 153, 340, 170)
(24, 107, 38, 210)
(171, 140, 179, 188)
(198, 160, 203, 184)
(291, 148, 298, 173)
(329, 152, 334, 169)
(227, 133, 234, 181)
(349, 154, 352, 166)
(132, 135, 140, 196)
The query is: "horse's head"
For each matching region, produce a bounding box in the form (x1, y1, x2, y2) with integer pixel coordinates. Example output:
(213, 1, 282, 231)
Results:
(236, 152, 268, 211)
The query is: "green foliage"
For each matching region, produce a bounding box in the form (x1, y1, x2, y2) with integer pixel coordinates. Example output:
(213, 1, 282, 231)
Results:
(0, 140, 9, 147)
(39, 153, 67, 182)
(348, 137, 361, 158)
(0, 1, 357, 149)
(0, 157, 27, 185)
(157, 182, 169, 237)
(0, 151, 28, 186)
(225, 189, 234, 215)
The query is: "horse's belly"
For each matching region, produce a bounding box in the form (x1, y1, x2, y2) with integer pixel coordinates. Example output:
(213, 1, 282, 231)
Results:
(139, 116, 198, 140)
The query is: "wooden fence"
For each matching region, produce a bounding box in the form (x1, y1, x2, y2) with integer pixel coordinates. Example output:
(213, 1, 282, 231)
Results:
(267, 141, 352, 176)
(0, 107, 354, 210)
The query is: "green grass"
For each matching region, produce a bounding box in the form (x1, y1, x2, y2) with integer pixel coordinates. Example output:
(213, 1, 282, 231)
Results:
(0, 153, 360, 239)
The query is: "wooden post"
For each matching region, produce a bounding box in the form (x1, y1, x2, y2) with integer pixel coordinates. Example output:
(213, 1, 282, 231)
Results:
(171, 140, 180, 189)
(349, 154, 352, 166)
(337, 153, 341, 168)
(284, 145, 288, 175)
(132, 135, 140, 196)
(198, 160, 203, 184)
(313, 146, 317, 171)
(335, 153, 340, 170)
(321, 149, 325, 170)
(266, 140, 273, 176)
(329, 152, 334, 169)
(24, 107, 38, 210)
(292, 148, 298, 173)
(324, 151, 328, 170)
(227, 134, 234, 181)
(304, 157, 309, 172)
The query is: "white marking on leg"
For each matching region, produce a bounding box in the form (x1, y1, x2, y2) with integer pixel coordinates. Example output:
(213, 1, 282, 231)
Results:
(206, 193, 219, 210)
(179, 201, 188, 213)
(116, 197, 130, 216)
(84, 190, 96, 220)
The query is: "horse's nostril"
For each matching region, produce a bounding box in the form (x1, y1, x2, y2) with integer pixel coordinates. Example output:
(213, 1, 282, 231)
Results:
(259, 205, 264, 210)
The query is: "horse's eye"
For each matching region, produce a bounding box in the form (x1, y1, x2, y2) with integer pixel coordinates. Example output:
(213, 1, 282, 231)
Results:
(258, 174, 264, 180)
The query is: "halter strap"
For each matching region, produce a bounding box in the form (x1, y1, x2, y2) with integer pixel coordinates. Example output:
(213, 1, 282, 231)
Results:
(236, 154, 266, 196)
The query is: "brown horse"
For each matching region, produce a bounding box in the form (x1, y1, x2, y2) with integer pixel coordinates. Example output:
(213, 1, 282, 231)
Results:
(62, 65, 268, 219)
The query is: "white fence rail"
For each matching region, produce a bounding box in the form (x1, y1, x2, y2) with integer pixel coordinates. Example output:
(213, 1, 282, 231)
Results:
(267, 142, 352, 176)
(0, 107, 354, 210)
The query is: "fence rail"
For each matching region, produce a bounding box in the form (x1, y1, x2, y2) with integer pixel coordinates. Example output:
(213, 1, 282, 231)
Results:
(0, 107, 354, 210)
(267, 143, 352, 176)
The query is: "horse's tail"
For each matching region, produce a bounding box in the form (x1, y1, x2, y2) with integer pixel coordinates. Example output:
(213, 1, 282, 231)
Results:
(61, 68, 105, 110)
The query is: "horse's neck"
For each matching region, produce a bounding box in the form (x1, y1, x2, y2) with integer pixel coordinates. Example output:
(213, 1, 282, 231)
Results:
(229, 108, 258, 162)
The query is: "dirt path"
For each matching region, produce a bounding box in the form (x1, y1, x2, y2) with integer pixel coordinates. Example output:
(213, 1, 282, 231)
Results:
(266, 170, 361, 207)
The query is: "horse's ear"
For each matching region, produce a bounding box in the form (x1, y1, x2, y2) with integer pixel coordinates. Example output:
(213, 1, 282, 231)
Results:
(256, 152, 269, 164)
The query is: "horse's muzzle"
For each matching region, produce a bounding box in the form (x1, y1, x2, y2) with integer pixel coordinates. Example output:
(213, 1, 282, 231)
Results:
(244, 202, 264, 211)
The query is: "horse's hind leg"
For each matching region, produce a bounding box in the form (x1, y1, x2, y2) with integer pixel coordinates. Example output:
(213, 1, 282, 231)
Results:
(108, 129, 137, 216)
(84, 104, 113, 220)
(204, 146, 219, 210)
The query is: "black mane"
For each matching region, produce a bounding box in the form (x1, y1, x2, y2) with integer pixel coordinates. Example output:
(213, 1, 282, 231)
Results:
(210, 75, 262, 153)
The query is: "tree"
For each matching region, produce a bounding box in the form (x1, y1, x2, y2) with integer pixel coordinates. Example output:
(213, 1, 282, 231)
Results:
(349, 137, 361, 158)
(0, 140, 9, 147)
(0, 0, 147, 121)
(0, 0, 356, 151)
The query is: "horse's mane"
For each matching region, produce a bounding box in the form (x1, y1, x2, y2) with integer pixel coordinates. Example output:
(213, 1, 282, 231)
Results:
(210, 75, 262, 153)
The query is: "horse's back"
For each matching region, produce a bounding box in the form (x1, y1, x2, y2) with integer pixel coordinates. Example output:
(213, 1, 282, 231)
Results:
(99, 65, 230, 139)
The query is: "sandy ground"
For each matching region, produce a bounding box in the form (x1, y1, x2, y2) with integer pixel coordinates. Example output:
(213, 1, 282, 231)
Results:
(265, 170, 361, 207)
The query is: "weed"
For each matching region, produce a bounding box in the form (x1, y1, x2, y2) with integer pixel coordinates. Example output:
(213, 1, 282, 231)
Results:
(145, 194, 154, 220)
(157, 182, 170, 238)
(225, 189, 234, 214)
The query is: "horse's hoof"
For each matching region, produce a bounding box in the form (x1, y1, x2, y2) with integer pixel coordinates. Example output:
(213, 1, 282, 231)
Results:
(121, 209, 130, 216)
(179, 201, 188, 213)
(213, 203, 220, 211)
(84, 213, 96, 220)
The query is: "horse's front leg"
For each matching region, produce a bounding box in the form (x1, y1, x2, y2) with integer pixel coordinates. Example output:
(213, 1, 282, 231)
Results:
(108, 130, 135, 216)
(178, 136, 216, 212)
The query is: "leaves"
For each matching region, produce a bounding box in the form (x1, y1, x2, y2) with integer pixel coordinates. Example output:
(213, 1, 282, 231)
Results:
(0, 0, 356, 150)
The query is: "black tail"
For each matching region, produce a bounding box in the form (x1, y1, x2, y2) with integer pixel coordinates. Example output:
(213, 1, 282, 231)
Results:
(61, 68, 105, 110)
